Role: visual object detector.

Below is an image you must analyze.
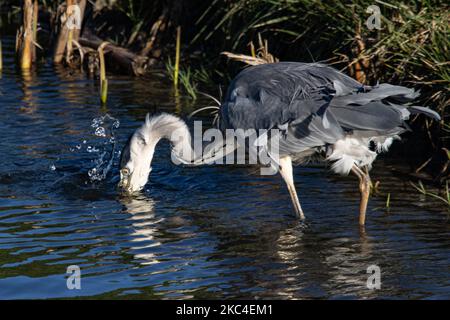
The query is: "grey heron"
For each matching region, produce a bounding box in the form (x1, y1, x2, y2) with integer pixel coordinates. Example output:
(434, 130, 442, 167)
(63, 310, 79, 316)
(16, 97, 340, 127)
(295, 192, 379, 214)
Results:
(118, 62, 440, 225)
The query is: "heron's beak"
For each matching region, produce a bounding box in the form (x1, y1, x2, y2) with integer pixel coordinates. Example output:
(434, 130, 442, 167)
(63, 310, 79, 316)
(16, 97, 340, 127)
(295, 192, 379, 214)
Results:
(118, 169, 131, 193)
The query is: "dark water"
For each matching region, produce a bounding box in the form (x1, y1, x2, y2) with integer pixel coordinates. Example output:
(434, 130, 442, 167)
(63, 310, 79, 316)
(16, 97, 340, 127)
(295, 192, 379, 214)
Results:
(0, 37, 449, 300)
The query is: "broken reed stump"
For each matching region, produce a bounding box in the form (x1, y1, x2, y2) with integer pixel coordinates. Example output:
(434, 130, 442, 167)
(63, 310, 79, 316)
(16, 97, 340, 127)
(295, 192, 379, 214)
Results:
(20, 0, 149, 76)
(31, 0, 38, 62)
(19, 0, 34, 69)
(98, 42, 108, 105)
(51, 0, 149, 75)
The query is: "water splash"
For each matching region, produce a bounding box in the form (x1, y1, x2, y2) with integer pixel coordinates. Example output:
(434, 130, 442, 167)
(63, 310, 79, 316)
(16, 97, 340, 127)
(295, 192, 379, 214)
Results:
(86, 146, 99, 153)
(85, 114, 120, 182)
(95, 127, 106, 137)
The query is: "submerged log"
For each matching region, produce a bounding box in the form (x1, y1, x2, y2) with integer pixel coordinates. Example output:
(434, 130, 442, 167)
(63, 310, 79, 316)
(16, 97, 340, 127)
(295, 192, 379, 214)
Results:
(79, 32, 148, 76)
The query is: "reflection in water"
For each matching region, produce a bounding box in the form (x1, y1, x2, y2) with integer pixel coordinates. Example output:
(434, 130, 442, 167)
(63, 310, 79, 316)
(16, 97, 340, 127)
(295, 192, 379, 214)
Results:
(121, 195, 162, 265)
(19, 69, 38, 114)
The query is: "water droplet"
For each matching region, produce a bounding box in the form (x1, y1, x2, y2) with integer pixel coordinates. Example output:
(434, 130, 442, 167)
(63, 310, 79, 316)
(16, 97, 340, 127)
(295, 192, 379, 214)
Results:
(95, 127, 106, 137)
(87, 146, 99, 153)
(88, 168, 97, 177)
(83, 114, 120, 183)
(91, 117, 104, 128)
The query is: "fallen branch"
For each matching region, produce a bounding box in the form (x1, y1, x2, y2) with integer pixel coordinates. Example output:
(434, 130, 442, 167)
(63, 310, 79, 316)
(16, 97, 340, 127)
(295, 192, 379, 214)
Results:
(79, 34, 148, 76)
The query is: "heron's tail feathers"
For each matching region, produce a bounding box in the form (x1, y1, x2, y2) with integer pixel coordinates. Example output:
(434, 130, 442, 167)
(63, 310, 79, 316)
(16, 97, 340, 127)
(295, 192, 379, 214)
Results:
(327, 136, 377, 175)
(328, 83, 441, 134)
(406, 105, 441, 121)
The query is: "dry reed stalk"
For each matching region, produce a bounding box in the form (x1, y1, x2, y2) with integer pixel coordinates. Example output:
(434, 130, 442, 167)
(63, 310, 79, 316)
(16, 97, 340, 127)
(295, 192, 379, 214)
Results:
(20, 0, 34, 69)
(31, 0, 38, 62)
(221, 34, 278, 66)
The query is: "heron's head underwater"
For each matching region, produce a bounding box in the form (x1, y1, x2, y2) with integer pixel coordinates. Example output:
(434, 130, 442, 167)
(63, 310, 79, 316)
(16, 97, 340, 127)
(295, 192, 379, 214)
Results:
(118, 112, 196, 194)
(118, 123, 155, 194)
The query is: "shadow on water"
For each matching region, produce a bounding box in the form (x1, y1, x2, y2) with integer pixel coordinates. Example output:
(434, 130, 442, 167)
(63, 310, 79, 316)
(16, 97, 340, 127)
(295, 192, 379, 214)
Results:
(0, 36, 449, 299)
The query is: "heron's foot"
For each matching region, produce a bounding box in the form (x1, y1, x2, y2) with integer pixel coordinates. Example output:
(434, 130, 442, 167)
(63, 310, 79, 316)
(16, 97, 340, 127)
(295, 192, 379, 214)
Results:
(290, 188, 305, 220)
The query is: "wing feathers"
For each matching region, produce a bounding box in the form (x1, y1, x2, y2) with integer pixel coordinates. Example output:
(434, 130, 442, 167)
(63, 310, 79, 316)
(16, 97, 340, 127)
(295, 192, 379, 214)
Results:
(220, 62, 440, 149)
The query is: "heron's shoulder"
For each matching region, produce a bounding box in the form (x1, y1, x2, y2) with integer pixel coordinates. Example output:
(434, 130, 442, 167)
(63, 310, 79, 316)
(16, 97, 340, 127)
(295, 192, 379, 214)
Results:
(233, 62, 346, 80)
(229, 62, 360, 98)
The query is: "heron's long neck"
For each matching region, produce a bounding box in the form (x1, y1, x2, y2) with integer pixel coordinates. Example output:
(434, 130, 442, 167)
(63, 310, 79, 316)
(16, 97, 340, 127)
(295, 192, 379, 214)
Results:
(143, 114, 196, 164)
(142, 113, 234, 168)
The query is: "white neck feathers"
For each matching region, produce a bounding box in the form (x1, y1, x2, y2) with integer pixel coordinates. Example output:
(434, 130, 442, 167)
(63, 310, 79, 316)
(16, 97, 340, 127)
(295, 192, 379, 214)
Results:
(142, 113, 195, 164)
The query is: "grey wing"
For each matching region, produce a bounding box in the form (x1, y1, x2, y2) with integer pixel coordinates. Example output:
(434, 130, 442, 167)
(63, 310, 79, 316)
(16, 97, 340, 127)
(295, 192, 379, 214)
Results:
(219, 62, 440, 156)
(219, 62, 360, 154)
(220, 62, 362, 131)
(328, 83, 441, 134)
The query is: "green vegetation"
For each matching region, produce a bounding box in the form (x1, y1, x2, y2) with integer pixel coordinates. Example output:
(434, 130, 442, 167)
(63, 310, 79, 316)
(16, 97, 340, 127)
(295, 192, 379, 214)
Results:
(98, 42, 109, 105)
(411, 180, 450, 208)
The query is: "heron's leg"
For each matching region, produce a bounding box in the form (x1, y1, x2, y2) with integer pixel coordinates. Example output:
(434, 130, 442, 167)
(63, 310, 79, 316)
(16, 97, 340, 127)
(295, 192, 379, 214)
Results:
(279, 156, 305, 220)
(351, 165, 371, 225)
